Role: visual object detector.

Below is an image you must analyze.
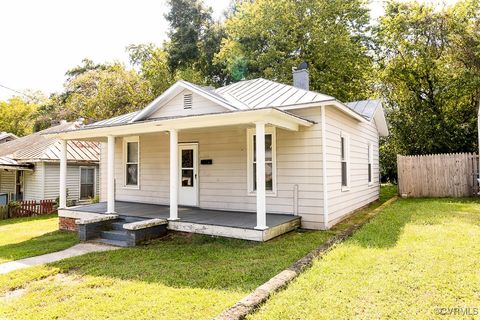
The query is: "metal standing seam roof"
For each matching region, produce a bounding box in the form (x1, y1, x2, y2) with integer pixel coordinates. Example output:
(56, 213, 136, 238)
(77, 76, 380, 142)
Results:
(79, 78, 380, 129)
(0, 122, 99, 163)
(215, 78, 335, 109)
(0, 132, 18, 142)
(345, 99, 382, 121)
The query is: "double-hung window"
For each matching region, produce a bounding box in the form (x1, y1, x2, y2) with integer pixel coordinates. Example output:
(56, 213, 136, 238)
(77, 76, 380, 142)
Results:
(341, 132, 349, 190)
(124, 136, 139, 188)
(247, 128, 276, 195)
(368, 142, 373, 185)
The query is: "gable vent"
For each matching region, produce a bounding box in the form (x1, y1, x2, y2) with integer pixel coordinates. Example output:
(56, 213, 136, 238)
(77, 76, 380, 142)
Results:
(183, 93, 193, 109)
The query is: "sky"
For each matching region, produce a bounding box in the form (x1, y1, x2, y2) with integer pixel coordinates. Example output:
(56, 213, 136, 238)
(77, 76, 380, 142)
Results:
(0, 0, 458, 101)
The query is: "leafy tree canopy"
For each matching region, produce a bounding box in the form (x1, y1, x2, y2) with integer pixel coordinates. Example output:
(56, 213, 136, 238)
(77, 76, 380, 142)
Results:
(216, 0, 374, 102)
(375, 0, 480, 181)
(0, 97, 38, 136)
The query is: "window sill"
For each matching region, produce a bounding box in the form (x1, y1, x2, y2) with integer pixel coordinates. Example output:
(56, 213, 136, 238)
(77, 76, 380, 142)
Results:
(341, 186, 350, 192)
(123, 185, 140, 190)
(368, 182, 374, 187)
(247, 191, 277, 197)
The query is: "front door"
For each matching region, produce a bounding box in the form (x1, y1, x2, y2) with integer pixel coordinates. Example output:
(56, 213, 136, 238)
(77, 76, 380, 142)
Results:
(178, 143, 198, 206)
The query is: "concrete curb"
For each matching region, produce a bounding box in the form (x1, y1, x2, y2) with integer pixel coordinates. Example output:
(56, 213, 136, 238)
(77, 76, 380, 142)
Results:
(215, 196, 398, 320)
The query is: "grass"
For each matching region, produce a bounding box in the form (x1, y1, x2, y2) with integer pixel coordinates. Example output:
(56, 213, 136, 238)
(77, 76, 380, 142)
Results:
(0, 187, 397, 319)
(249, 197, 480, 320)
(0, 214, 78, 264)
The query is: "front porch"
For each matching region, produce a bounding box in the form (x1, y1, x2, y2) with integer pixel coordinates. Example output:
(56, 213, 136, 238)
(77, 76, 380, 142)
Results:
(60, 201, 301, 242)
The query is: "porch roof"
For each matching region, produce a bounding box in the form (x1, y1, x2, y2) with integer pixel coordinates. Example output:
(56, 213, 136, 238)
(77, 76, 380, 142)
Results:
(45, 107, 315, 140)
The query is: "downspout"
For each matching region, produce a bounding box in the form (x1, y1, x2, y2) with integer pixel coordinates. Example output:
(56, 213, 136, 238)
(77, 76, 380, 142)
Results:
(321, 105, 329, 229)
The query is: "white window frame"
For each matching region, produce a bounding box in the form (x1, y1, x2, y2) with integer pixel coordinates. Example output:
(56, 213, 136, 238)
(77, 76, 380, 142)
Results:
(341, 132, 350, 191)
(78, 166, 96, 200)
(247, 127, 277, 196)
(123, 136, 140, 189)
(368, 142, 373, 186)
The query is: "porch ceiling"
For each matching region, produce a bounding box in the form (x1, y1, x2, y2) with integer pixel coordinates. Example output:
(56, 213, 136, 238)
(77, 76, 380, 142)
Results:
(44, 108, 314, 141)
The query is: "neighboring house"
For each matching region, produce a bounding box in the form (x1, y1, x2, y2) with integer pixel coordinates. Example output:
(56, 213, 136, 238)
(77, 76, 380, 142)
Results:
(51, 65, 388, 243)
(0, 121, 100, 205)
(0, 132, 18, 144)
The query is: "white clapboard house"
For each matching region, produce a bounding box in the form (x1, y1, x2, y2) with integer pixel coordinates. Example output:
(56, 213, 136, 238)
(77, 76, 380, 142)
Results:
(0, 121, 99, 206)
(50, 65, 388, 243)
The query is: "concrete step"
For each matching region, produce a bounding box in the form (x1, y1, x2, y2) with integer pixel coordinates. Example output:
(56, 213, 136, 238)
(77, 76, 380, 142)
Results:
(110, 222, 125, 231)
(93, 238, 130, 247)
(100, 230, 128, 242)
(119, 216, 147, 223)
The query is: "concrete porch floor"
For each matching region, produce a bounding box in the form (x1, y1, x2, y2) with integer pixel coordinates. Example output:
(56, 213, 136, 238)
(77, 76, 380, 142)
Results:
(63, 201, 301, 241)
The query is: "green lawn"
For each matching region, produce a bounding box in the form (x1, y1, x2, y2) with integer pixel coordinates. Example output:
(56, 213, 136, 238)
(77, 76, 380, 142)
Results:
(0, 188, 396, 319)
(249, 197, 480, 320)
(0, 214, 78, 264)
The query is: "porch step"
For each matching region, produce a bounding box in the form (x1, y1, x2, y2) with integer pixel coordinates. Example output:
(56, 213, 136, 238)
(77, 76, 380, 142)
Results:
(100, 230, 128, 242)
(110, 222, 126, 231)
(93, 238, 129, 247)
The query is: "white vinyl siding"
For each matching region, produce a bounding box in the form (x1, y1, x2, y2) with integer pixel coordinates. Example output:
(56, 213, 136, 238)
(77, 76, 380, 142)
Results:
(148, 89, 228, 118)
(0, 170, 15, 195)
(23, 163, 44, 200)
(324, 107, 380, 226)
(43, 163, 99, 201)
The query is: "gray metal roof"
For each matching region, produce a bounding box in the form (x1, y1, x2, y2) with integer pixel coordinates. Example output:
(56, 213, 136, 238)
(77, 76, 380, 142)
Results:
(0, 122, 99, 163)
(87, 111, 140, 128)
(345, 99, 382, 121)
(81, 79, 379, 129)
(215, 78, 335, 109)
(0, 132, 18, 142)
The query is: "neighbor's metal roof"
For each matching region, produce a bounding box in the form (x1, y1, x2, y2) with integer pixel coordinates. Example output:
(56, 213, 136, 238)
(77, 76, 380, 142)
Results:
(345, 99, 381, 121)
(0, 122, 99, 163)
(0, 132, 18, 142)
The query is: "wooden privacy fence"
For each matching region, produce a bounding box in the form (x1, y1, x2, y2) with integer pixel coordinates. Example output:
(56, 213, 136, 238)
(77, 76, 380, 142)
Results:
(397, 153, 479, 197)
(0, 200, 56, 219)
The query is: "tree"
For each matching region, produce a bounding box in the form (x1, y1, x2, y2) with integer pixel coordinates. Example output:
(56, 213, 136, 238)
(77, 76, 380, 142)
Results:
(128, 44, 174, 97)
(165, 0, 212, 71)
(373, 0, 480, 181)
(164, 0, 229, 85)
(0, 97, 38, 136)
(375, 1, 480, 160)
(216, 0, 374, 101)
(63, 61, 152, 122)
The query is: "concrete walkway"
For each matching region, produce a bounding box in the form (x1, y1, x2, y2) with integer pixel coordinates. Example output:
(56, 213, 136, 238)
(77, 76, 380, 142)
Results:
(0, 243, 118, 275)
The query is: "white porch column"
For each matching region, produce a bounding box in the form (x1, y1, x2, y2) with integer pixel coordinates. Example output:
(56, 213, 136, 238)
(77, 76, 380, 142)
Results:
(169, 129, 179, 220)
(59, 139, 67, 209)
(106, 135, 116, 214)
(255, 122, 268, 230)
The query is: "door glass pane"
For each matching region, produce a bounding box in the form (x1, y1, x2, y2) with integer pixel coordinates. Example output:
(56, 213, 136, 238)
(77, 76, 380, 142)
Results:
(126, 164, 138, 185)
(127, 142, 138, 163)
(182, 169, 194, 187)
(182, 149, 193, 168)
